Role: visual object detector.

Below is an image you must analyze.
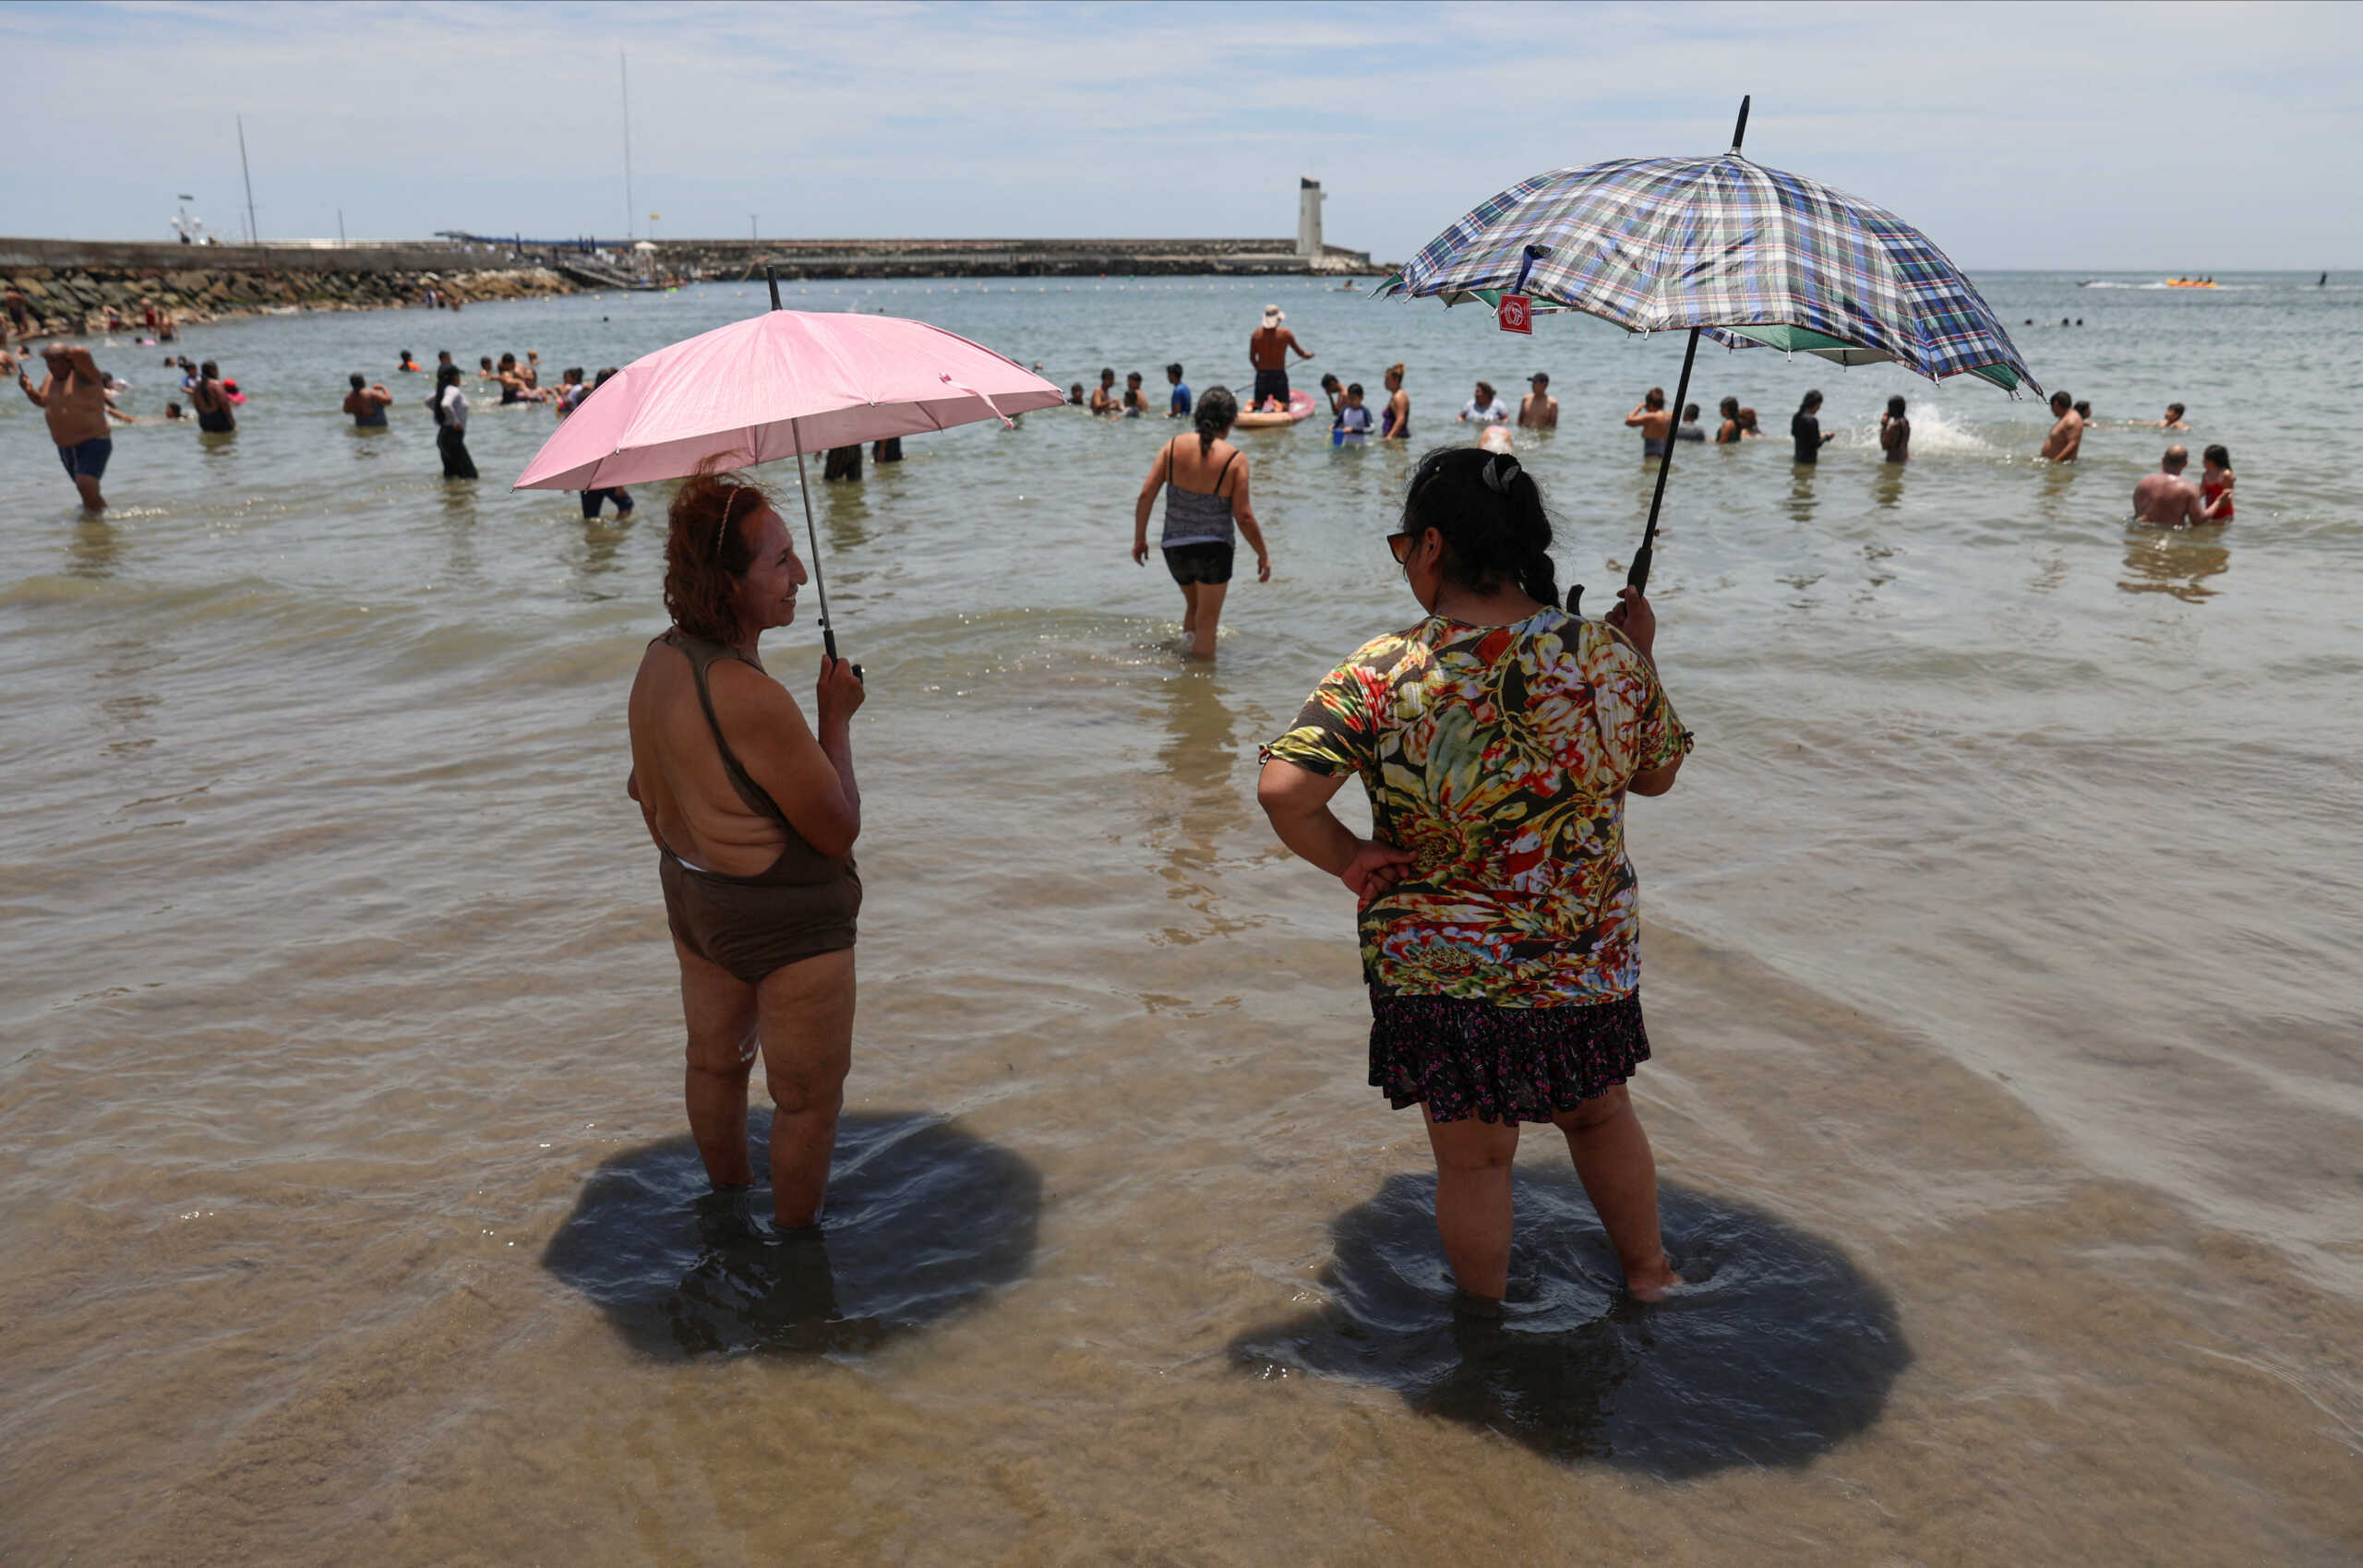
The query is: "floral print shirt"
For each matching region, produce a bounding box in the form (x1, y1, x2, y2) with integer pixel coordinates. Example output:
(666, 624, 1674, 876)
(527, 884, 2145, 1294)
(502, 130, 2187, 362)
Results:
(1263, 609, 1689, 1008)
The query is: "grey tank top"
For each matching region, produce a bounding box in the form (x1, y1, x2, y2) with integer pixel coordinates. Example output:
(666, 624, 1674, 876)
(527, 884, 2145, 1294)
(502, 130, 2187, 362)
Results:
(1159, 441, 1239, 549)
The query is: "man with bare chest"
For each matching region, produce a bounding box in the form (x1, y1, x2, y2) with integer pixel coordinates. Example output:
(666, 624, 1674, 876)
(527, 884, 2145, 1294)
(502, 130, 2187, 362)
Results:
(18, 343, 112, 510)
(1247, 305, 1313, 411)
(2040, 389, 2082, 462)
(2131, 445, 2226, 527)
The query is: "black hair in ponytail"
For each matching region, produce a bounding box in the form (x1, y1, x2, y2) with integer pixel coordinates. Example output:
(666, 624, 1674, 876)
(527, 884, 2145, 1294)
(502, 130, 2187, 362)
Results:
(1398, 445, 1573, 613)
(1194, 385, 1237, 457)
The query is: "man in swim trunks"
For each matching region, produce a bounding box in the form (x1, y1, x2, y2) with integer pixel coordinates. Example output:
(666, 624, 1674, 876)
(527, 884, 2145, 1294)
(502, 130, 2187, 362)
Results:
(1625, 386, 1673, 459)
(626, 471, 867, 1231)
(18, 342, 113, 509)
(1248, 305, 1313, 411)
(2131, 445, 2227, 527)
(2040, 390, 2081, 462)
(2147, 402, 2190, 431)
(1517, 372, 1558, 429)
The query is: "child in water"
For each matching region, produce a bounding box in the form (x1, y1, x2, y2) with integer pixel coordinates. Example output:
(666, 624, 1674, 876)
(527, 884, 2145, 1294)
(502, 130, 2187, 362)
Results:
(2201, 444, 2235, 520)
(1333, 382, 1374, 444)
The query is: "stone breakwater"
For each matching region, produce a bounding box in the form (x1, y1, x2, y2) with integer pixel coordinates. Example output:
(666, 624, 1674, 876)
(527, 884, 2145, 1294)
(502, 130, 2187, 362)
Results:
(4, 263, 577, 338)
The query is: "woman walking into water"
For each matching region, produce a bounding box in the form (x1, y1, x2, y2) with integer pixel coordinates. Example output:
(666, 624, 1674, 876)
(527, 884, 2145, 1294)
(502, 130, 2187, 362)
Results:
(1258, 447, 1690, 1309)
(1132, 386, 1271, 661)
(625, 470, 867, 1230)
(427, 365, 476, 480)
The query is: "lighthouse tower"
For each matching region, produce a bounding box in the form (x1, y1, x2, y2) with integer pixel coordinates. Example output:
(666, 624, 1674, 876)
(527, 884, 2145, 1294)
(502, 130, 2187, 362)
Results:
(1297, 177, 1325, 259)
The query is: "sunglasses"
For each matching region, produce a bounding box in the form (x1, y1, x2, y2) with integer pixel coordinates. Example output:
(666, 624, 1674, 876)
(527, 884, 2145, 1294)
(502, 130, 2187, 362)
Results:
(1387, 531, 1415, 563)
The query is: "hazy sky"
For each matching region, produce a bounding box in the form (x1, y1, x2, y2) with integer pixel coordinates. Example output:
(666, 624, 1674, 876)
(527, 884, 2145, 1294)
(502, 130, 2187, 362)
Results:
(7, 0, 2357, 269)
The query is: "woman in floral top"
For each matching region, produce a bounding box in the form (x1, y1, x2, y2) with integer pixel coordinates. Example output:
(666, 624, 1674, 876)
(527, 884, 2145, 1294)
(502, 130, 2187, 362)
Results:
(1257, 447, 1689, 1307)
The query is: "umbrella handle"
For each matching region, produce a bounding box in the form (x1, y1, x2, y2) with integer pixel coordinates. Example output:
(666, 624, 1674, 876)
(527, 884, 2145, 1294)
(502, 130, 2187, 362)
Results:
(1627, 326, 1702, 594)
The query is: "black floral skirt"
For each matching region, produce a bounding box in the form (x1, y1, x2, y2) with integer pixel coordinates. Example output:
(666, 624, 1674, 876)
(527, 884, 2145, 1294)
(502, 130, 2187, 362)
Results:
(1369, 990, 1650, 1124)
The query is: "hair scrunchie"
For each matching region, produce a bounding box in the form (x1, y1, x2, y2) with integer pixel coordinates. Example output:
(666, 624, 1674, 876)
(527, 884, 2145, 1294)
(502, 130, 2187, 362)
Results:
(1481, 453, 1522, 494)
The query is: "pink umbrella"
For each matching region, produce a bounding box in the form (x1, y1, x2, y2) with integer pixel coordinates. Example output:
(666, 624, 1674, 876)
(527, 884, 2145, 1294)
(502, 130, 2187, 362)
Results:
(514, 277, 1063, 661)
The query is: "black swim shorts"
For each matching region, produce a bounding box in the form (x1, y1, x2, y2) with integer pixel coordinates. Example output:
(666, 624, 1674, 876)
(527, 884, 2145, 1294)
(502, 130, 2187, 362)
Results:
(1164, 541, 1234, 585)
(55, 437, 113, 479)
(1253, 367, 1289, 408)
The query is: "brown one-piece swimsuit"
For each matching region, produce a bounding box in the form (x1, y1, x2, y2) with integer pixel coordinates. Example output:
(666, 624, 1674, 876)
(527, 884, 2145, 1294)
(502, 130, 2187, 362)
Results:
(654, 628, 860, 984)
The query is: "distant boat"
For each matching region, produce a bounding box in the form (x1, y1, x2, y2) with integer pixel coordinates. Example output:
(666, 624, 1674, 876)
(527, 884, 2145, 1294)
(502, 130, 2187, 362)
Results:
(2076, 278, 2099, 287)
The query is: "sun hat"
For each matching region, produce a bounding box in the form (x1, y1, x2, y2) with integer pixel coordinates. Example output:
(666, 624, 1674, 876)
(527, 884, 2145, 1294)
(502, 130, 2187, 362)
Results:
(1261, 305, 1283, 326)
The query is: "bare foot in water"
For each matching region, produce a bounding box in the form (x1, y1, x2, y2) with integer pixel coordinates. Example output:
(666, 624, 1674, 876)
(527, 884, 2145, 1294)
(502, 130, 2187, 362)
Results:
(1625, 1252, 1683, 1302)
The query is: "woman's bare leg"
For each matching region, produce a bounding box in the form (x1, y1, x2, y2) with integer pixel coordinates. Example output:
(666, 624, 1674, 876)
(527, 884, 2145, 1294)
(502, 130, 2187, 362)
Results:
(1551, 1085, 1678, 1299)
(1187, 581, 1229, 661)
(674, 940, 761, 1188)
(1424, 1109, 1521, 1300)
(756, 948, 856, 1228)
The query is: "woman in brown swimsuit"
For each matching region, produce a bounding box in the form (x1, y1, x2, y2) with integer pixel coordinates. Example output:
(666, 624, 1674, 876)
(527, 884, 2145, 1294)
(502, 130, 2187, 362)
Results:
(626, 470, 868, 1230)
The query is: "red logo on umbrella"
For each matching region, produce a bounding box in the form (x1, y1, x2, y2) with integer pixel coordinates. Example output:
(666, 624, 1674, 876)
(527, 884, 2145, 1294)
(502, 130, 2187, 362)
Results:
(1497, 294, 1534, 335)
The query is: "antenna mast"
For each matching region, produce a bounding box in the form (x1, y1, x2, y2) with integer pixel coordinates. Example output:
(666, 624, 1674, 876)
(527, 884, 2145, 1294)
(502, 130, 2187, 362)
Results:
(620, 52, 635, 243)
(236, 114, 259, 244)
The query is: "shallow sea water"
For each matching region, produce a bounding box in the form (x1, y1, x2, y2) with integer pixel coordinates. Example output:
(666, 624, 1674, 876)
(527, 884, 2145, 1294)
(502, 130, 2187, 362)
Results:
(3, 272, 2360, 1564)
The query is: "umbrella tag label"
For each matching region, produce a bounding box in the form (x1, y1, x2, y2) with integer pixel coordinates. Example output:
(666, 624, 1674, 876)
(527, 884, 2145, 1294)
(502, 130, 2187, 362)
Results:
(1497, 294, 1534, 335)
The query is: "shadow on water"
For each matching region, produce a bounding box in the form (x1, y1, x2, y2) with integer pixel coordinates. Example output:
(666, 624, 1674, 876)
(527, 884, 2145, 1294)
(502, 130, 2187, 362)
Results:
(542, 1109, 1039, 1360)
(1230, 1170, 1909, 1478)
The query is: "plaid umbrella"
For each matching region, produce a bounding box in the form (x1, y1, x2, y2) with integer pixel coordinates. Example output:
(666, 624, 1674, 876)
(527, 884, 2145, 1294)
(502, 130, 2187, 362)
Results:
(1377, 98, 2037, 591)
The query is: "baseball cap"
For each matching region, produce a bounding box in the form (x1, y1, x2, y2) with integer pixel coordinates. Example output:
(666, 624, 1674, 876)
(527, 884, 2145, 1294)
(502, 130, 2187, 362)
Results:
(1529, 372, 1550, 385)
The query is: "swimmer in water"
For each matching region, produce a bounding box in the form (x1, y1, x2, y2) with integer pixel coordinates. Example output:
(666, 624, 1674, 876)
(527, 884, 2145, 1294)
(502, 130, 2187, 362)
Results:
(2147, 401, 2190, 431)
(1714, 396, 1744, 444)
(1090, 367, 1117, 416)
(1879, 395, 1910, 463)
(1625, 386, 1672, 459)
(1333, 381, 1375, 442)
(1381, 363, 1410, 441)
(2040, 390, 2081, 462)
(2199, 444, 2235, 520)
(2131, 444, 2229, 526)
(343, 372, 394, 427)
(1518, 372, 1558, 430)
(398, 349, 421, 374)
(1790, 390, 1835, 465)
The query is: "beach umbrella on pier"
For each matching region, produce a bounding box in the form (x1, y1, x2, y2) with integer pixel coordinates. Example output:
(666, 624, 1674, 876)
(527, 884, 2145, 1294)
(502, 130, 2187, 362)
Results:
(513, 271, 1062, 663)
(1376, 97, 2038, 593)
